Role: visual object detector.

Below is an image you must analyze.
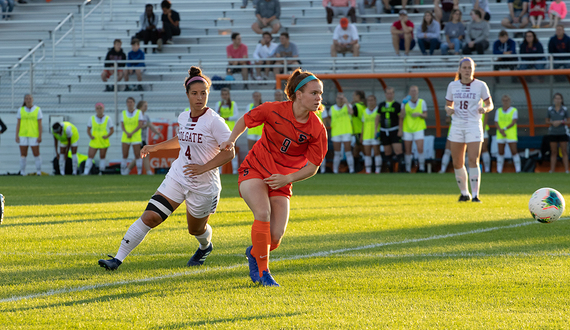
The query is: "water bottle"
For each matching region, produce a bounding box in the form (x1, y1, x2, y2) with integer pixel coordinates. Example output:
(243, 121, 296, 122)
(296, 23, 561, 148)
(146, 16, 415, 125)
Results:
(403, 95, 411, 104)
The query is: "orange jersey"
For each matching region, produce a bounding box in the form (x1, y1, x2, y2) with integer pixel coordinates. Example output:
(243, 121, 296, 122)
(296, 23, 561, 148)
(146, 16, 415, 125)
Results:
(241, 101, 328, 177)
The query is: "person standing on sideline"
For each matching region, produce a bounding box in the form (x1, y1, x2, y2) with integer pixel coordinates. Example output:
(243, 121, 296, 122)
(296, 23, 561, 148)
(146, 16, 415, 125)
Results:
(445, 57, 494, 202)
(361, 94, 381, 174)
(15, 94, 42, 176)
(220, 68, 327, 286)
(99, 66, 234, 271)
(120, 97, 144, 175)
(216, 88, 240, 173)
(494, 95, 521, 173)
(321, 92, 355, 173)
(52, 121, 80, 175)
(127, 100, 164, 175)
(546, 93, 569, 173)
(480, 110, 492, 173)
(376, 87, 404, 172)
(246, 91, 264, 150)
(351, 90, 366, 164)
(401, 85, 427, 173)
(84, 103, 114, 175)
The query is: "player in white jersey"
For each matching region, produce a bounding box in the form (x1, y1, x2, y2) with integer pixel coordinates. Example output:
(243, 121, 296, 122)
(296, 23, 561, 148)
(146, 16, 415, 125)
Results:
(99, 66, 234, 271)
(445, 57, 494, 202)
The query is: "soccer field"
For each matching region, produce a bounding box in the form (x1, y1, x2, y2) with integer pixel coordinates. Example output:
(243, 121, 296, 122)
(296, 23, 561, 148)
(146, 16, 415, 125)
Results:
(1, 173, 569, 329)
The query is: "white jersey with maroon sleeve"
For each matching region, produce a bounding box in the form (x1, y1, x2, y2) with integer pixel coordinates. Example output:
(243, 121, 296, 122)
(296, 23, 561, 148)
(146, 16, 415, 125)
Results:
(445, 79, 491, 128)
(167, 108, 231, 196)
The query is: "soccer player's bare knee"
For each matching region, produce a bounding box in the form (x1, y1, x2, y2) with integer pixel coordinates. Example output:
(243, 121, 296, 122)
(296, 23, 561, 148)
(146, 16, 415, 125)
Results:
(143, 194, 174, 227)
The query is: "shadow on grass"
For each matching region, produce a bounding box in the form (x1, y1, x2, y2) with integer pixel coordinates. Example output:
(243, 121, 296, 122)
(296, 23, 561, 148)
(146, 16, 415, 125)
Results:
(149, 312, 302, 329)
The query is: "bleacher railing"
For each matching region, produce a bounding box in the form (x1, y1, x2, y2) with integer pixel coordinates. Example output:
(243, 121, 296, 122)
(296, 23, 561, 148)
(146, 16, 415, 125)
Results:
(9, 41, 46, 109)
(52, 13, 76, 66)
(81, 0, 106, 47)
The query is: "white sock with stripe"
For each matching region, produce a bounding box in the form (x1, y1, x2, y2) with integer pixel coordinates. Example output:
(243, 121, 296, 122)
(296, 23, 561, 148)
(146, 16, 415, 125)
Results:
(34, 156, 42, 175)
(194, 224, 213, 250)
(59, 154, 66, 175)
(405, 154, 413, 173)
(84, 158, 93, 175)
(440, 149, 451, 173)
(99, 159, 106, 172)
(481, 151, 491, 173)
(115, 218, 152, 262)
(20, 156, 26, 175)
(497, 155, 504, 174)
(513, 154, 521, 173)
(454, 167, 469, 196)
(469, 167, 481, 198)
(364, 156, 372, 174)
(121, 158, 128, 175)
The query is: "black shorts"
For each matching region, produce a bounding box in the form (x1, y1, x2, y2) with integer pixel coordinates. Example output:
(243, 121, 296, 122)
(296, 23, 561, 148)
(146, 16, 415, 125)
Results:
(549, 134, 569, 143)
(380, 129, 402, 146)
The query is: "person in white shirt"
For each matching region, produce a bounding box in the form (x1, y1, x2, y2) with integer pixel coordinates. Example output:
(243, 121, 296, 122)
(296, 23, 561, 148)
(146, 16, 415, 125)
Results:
(331, 17, 360, 57)
(494, 94, 521, 173)
(120, 97, 145, 175)
(253, 32, 278, 80)
(98, 66, 234, 271)
(84, 102, 114, 175)
(445, 57, 493, 202)
(15, 94, 43, 176)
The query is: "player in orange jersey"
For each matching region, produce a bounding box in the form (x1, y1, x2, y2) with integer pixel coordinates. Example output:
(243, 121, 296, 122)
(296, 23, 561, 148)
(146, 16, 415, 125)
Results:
(221, 68, 328, 287)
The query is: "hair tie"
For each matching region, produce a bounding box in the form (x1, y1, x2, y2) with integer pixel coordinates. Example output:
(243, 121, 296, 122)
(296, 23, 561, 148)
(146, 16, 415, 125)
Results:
(95, 102, 104, 108)
(459, 58, 472, 66)
(294, 75, 317, 93)
(186, 76, 207, 87)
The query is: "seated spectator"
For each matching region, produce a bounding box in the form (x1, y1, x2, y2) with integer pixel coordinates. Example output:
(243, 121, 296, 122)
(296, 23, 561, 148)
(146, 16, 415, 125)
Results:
(1, 0, 14, 20)
(502, 0, 529, 29)
(417, 11, 441, 55)
(323, 0, 357, 24)
(252, 0, 281, 34)
(529, 0, 546, 28)
(441, 9, 465, 55)
(331, 17, 360, 57)
(383, 0, 420, 14)
(226, 33, 250, 83)
(136, 4, 159, 52)
(519, 30, 545, 70)
(272, 32, 300, 75)
(462, 9, 490, 55)
(391, 10, 415, 56)
(433, 0, 458, 24)
(124, 38, 145, 91)
(493, 30, 517, 72)
(548, 0, 567, 28)
(252, 32, 278, 80)
(472, 0, 491, 21)
(101, 39, 126, 92)
(357, 0, 382, 23)
(157, 0, 180, 51)
(549, 24, 570, 69)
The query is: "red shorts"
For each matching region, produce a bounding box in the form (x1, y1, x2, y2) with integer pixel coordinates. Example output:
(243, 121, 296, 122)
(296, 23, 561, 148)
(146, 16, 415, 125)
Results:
(238, 164, 292, 199)
(103, 69, 123, 79)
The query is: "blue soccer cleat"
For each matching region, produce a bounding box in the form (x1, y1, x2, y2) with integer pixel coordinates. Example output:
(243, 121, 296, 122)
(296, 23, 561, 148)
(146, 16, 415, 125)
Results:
(98, 255, 122, 271)
(187, 242, 213, 266)
(260, 270, 280, 287)
(245, 246, 260, 283)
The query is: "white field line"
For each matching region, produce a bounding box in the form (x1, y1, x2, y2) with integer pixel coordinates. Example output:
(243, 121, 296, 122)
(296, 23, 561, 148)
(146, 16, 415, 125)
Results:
(0, 218, 566, 304)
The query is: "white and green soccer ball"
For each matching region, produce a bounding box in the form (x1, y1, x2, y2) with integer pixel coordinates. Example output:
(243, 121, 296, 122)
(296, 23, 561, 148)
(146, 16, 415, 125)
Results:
(528, 188, 565, 223)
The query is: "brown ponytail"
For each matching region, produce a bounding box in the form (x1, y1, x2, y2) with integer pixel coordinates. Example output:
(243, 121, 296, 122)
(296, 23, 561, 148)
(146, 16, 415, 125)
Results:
(285, 68, 321, 102)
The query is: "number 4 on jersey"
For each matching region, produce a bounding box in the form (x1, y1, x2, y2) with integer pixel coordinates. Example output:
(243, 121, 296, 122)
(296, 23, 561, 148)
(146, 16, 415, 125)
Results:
(185, 146, 191, 160)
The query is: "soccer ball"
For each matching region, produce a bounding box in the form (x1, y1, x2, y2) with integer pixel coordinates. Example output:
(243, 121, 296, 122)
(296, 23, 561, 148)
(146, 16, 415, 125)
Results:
(528, 188, 565, 223)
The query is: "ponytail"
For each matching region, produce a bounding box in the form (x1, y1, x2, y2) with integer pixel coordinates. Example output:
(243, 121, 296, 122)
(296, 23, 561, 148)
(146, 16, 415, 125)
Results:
(183, 66, 211, 93)
(285, 68, 321, 102)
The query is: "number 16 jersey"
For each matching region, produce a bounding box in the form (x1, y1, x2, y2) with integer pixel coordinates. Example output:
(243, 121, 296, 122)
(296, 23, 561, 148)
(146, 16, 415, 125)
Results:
(445, 79, 491, 128)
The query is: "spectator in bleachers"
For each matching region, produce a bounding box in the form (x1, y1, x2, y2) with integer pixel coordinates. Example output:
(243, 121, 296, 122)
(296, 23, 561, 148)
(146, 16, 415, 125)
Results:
(495, 95, 521, 173)
(548, 0, 567, 28)
(383, 0, 419, 14)
(1, 0, 14, 20)
(227, 32, 250, 83)
(275, 89, 285, 101)
(519, 30, 545, 70)
(548, 24, 570, 69)
(136, 4, 160, 52)
(501, 0, 529, 29)
(272, 32, 300, 75)
(417, 11, 441, 55)
(462, 9, 490, 55)
(101, 39, 126, 92)
(157, 0, 180, 50)
(401, 85, 427, 173)
(357, 0, 382, 23)
(331, 17, 360, 57)
(16, 94, 42, 176)
(323, 0, 357, 24)
(252, 0, 281, 34)
(391, 10, 416, 56)
(472, 0, 491, 21)
(124, 38, 145, 92)
(253, 32, 277, 80)
(529, 0, 546, 28)
(84, 103, 114, 175)
(493, 30, 517, 74)
(441, 9, 465, 55)
(546, 92, 569, 173)
(52, 121, 80, 176)
(433, 0, 458, 24)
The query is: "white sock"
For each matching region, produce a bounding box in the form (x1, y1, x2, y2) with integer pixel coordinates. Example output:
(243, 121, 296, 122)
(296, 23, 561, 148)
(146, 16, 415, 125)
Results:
(147, 170, 153, 175)
(513, 154, 521, 173)
(59, 154, 66, 175)
(454, 167, 469, 196)
(464, 154, 469, 170)
(440, 149, 451, 173)
(333, 151, 342, 174)
(405, 154, 412, 173)
(469, 167, 481, 198)
(345, 151, 355, 173)
(194, 223, 213, 250)
(481, 151, 491, 173)
(99, 158, 106, 172)
(320, 158, 326, 173)
(418, 154, 425, 171)
(72, 154, 78, 175)
(84, 158, 93, 175)
(34, 156, 41, 174)
(497, 155, 504, 174)
(231, 157, 238, 174)
(121, 158, 128, 175)
(20, 156, 26, 175)
(374, 155, 382, 173)
(136, 158, 143, 175)
(115, 218, 152, 262)
(364, 155, 372, 174)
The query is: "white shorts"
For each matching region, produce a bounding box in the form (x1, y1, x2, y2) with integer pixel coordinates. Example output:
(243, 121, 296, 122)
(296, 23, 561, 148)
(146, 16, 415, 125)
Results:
(19, 137, 39, 147)
(448, 125, 483, 143)
(59, 141, 79, 147)
(496, 138, 518, 144)
(157, 174, 220, 218)
(247, 134, 261, 141)
(122, 142, 142, 146)
(362, 138, 380, 146)
(329, 5, 351, 17)
(331, 133, 352, 143)
(402, 130, 424, 142)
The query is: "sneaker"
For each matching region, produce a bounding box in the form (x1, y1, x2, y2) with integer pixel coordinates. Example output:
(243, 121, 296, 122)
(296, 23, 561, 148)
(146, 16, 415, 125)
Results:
(157, 39, 163, 51)
(137, 84, 144, 91)
(98, 255, 122, 270)
(472, 196, 482, 203)
(124, 85, 131, 91)
(458, 194, 471, 202)
(260, 270, 280, 287)
(1, 194, 4, 224)
(187, 242, 213, 266)
(166, 39, 174, 45)
(245, 246, 260, 283)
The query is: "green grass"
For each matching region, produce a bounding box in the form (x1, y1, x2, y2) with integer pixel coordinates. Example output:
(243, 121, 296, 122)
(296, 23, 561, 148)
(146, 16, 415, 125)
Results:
(1, 173, 569, 329)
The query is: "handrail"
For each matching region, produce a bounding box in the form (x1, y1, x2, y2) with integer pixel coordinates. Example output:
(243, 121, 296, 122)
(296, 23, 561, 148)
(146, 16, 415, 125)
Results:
(52, 13, 76, 65)
(9, 41, 46, 109)
(81, 0, 105, 47)
(11, 41, 45, 69)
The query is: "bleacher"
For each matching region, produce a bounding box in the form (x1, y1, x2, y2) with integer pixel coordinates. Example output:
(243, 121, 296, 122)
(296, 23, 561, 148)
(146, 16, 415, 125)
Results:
(0, 0, 567, 174)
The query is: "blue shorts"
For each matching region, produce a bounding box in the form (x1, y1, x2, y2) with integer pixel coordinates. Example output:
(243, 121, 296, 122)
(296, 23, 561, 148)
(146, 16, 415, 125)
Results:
(399, 38, 416, 51)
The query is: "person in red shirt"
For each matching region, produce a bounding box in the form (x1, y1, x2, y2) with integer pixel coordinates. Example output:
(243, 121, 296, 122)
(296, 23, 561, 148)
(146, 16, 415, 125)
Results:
(221, 69, 327, 287)
(226, 32, 250, 83)
(391, 10, 416, 56)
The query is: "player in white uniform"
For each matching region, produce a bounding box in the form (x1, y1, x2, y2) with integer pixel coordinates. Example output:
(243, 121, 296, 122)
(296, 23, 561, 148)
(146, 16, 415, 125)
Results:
(99, 66, 234, 270)
(445, 57, 494, 202)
